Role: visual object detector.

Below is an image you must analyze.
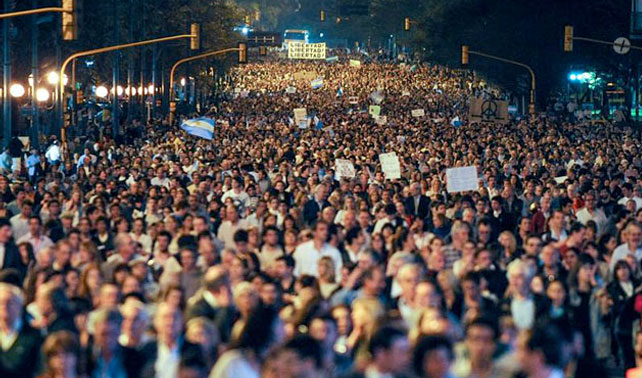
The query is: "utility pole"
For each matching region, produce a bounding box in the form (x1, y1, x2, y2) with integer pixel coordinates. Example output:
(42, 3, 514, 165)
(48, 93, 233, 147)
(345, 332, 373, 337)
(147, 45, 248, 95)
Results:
(3, 1, 12, 147)
(112, 0, 119, 141)
(31, 0, 39, 148)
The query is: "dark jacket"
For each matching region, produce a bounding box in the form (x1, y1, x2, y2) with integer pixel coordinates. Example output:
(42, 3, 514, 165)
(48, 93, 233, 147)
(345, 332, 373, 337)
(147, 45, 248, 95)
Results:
(0, 322, 42, 378)
(404, 195, 430, 220)
(302, 198, 331, 225)
(185, 295, 235, 343)
(137, 338, 203, 378)
(78, 341, 140, 378)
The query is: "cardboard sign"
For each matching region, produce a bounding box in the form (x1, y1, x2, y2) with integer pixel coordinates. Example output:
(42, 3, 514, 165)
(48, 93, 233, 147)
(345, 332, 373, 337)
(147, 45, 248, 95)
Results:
(380, 152, 401, 180)
(335, 159, 356, 179)
(293, 108, 307, 124)
(369, 105, 381, 117)
(468, 97, 509, 124)
(446, 166, 479, 193)
(411, 109, 425, 117)
(349, 59, 361, 67)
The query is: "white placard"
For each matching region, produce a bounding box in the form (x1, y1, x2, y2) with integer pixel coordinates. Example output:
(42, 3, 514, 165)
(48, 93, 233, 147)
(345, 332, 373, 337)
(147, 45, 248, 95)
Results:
(375, 115, 387, 125)
(554, 176, 568, 184)
(285, 86, 297, 94)
(380, 152, 401, 180)
(288, 42, 327, 60)
(446, 166, 479, 193)
(349, 59, 361, 67)
(293, 107, 307, 124)
(348, 96, 359, 104)
(298, 119, 310, 129)
(411, 109, 425, 117)
(335, 159, 356, 179)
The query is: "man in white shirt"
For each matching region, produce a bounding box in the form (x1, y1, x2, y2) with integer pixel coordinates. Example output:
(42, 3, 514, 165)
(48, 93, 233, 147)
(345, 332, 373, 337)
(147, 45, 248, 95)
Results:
(17, 216, 53, 257)
(10, 200, 32, 240)
(293, 220, 342, 278)
(610, 222, 642, 272)
(575, 192, 608, 236)
(217, 205, 247, 249)
(617, 183, 642, 210)
(221, 176, 250, 215)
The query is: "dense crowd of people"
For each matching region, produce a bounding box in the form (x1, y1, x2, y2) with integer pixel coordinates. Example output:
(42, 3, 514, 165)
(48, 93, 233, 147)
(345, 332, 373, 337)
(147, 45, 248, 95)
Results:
(0, 52, 641, 378)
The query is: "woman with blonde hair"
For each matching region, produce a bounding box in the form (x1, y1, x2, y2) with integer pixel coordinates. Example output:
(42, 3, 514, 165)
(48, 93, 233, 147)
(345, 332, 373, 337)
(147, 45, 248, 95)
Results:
(498, 231, 518, 269)
(346, 297, 384, 368)
(230, 281, 259, 343)
(317, 256, 340, 299)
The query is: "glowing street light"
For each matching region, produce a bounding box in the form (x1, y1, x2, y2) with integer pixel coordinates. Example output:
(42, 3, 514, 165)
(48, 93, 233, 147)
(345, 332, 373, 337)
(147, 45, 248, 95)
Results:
(180, 77, 186, 86)
(148, 84, 154, 94)
(46, 72, 69, 86)
(95, 86, 108, 98)
(137, 86, 144, 95)
(126, 86, 136, 96)
(9, 83, 25, 97)
(35, 88, 50, 102)
(116, 85, 124, 96)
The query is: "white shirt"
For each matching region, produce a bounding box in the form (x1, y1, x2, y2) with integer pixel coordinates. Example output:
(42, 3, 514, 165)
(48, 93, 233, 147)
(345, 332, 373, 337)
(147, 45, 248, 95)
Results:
(221, 190, 250, 211)
(0, 243, 5, 270)
(511, 297, 535, 330)
(618, 196, 642, 210)
(575, 207, 608, 235)
(155, 341, 180, 378)
(130, 232, 153, 255)
(10, 214, 30, 240)
(217, 219, 248, 250)
(17, 232, 54, 256)
(0, 318, 21, 351)
(210, 349, 259, 378)
(610, 243, 642, 272)
(292, 240, 342, 278)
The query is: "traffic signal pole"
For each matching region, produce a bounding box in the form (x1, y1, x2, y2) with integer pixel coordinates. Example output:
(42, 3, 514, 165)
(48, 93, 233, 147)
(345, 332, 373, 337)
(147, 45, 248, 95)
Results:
(462, 46, 536, 115)
(168, 45, 245, 126)
(59, 32, 199, 154)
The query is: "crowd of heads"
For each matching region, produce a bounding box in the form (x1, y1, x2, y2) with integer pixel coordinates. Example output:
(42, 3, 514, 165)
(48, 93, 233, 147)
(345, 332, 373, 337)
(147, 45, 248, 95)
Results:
(0, 50, 641, 377)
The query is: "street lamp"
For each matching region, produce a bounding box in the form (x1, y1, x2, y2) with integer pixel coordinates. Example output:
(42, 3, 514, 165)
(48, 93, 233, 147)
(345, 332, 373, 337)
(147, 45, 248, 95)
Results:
(180, 77, 186, 86)
(147, 84, 154, 94)
(47, 72, 69, 86)
(95, 86, 108, 98)
(9, 83, 25, 97)
(35, 88, 50, 102)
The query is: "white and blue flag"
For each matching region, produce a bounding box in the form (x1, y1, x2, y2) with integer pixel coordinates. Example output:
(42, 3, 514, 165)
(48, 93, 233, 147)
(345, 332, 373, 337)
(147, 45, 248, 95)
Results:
(311, 78, 324, 89)
(181, 117, 215, 140)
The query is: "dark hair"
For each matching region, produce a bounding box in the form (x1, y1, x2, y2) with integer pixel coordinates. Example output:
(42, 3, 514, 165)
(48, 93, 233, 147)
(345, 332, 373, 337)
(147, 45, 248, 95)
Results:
(345, 226, 362, 245)
(282, 335, 323, 369)
(234, 229, 249, 243)
(276, 255, 295, 268)
(412, 335, 453, 376)
(368, 326, 407, 356)
(525, 324, 564, 367)
(236, 305, 280, 357)
(466, 316, 499, 341)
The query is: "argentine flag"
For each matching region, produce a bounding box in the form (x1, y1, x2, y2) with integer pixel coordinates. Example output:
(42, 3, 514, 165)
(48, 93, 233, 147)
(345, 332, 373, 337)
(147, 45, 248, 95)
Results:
(181, 117, 215, 140)
(311, 78, 324, 89)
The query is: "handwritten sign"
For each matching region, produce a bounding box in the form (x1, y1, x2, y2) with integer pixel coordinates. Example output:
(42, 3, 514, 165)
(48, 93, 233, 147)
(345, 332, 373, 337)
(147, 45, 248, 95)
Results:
(446, 166, 479, 193)
(335, 159, 356, 179)
(411, 109, 425, 118)
(380, 152, 401, 180)
(369, 105, 381, 117)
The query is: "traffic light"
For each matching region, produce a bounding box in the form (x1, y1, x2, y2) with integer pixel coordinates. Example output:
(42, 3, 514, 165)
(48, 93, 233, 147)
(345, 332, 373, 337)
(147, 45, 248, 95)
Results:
(564, 25, 573, 52)
(190, 23, 200, 50)
(461, 45, 469, 65)
(404, 17, 410, 31)
(238, 42, 247, 64)
(320, 10, 326, 22)
(62, 0, 77, 41)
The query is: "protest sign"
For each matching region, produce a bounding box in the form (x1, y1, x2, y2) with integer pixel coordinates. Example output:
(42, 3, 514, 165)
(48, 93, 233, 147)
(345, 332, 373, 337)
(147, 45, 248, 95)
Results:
(446, 166, 479, 193)
(348, 96, 359, 105)
(370, 91, 384, 105)
(468, 97, 509, 124)
(293, 71, 318, 81)
(375, 115, 387, 125)
(288, 42, 327, 60)
(380, 152, 401, 180)
(411, 109, 425, 117)
(369, 105, 381, 117)
(325, 55, 339, 62)
(335, 159, 356, 179)
(349, 59, 361, 67)
(311, 78, 324, 89)
(285, 86, 297, 94)
(293, 108, 307, 124)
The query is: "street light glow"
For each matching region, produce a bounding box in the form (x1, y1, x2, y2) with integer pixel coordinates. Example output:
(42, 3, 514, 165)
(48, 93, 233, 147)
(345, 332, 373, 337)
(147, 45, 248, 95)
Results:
(35, 88, 50, 102)
(138, 86, 144, 95)
(116, 85, 124, 96)
(95, 86, 108, 98)
(46, 72, 69, 86)
(9, 83, 25, 97)
(148, 84, 155, 93)
(180, 78, 186, 86)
